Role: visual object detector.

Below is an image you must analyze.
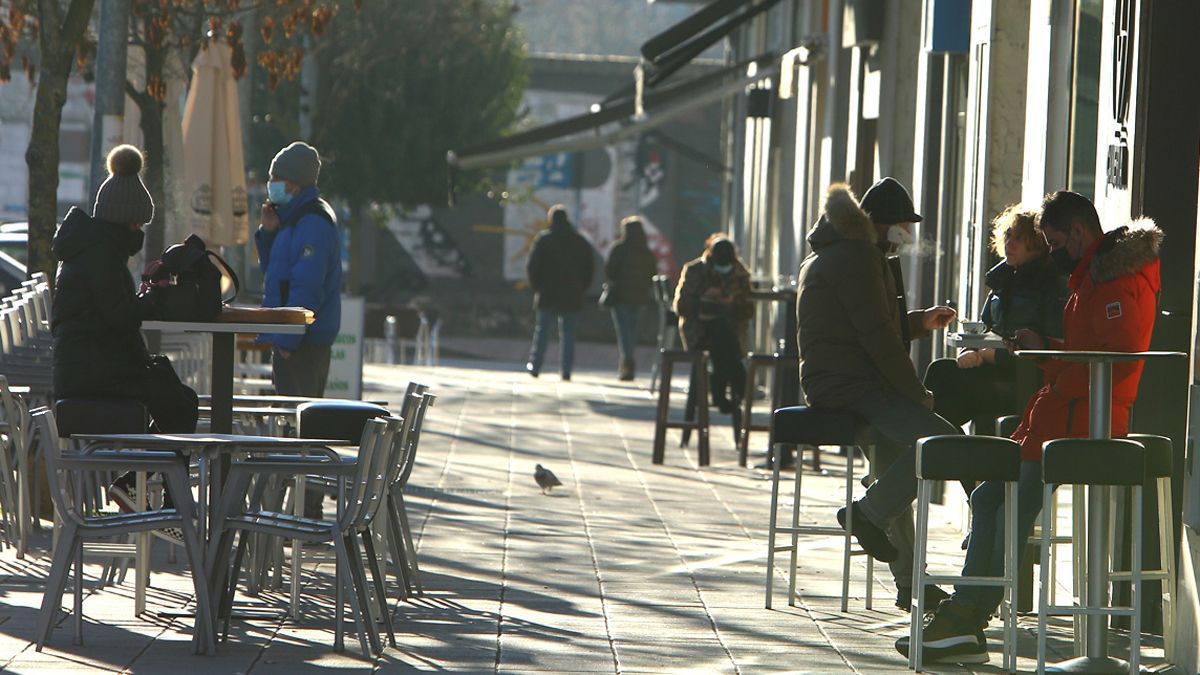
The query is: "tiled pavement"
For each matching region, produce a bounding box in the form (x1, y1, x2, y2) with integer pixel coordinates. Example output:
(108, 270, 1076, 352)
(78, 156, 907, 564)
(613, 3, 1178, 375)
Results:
(0, 359, 1168, 673)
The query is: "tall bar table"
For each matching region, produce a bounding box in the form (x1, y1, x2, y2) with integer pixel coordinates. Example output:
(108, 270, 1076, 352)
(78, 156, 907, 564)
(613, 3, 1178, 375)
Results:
(1015, 349, 1185, 673)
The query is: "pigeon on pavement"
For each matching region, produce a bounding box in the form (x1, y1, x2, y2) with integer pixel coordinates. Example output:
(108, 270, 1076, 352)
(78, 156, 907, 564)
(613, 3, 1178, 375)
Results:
(534, 464, 562, 494)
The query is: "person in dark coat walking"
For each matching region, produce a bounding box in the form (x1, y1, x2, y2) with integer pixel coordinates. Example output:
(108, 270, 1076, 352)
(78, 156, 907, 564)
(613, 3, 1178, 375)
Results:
(52, 144, 199, 514)
(923, 204, 1069, 431)
(604, 216, 658, 380)
(526, 205, 594, 380)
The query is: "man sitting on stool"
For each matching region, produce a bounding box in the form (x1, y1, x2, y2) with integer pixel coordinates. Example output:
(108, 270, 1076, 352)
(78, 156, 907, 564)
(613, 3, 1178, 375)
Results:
(897, 191, 1162, 664)
(796, 178, 959, 611)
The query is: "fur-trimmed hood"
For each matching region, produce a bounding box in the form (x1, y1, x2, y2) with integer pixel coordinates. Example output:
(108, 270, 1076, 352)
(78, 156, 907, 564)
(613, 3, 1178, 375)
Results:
(807, 183, 876, 249)
(1090, 217, 1163, 286)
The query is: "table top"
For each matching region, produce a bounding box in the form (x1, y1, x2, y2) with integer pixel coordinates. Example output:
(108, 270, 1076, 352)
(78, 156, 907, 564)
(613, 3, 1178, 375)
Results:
(143, 320, 306, 335)
(198, 394, 390, 407)
(1013, 349, 1187, 363)
(749, 289, 797, 302)
(949, 331, 1008, 349)
(72, 433, 334, 449)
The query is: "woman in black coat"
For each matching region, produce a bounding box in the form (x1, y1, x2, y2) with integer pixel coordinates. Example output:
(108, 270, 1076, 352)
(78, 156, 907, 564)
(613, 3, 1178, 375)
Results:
(923, 204, 1069, 431)
(52, 145, 198, 511)
(604, 216, 658, 380)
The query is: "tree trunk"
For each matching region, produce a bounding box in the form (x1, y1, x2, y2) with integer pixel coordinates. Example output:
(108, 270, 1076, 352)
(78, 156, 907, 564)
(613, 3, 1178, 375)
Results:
(137, 46, 167, 260)
(26, 0, 98, 284)
(25, 56, 70, 283)
(347, 201, 366, 295)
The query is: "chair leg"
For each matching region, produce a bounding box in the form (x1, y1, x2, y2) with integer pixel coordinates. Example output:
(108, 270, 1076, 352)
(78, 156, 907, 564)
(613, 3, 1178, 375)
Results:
(360, 530, 397, 648)
(344, 532, 382, 655)
(1037, 485, 1053, 673)
(73, 535, 83, 645)
(1159, 476, 1177, 661)
(696, 356, 710, 467)
(333, 533, 372, 656)
(787, 451, 803, 607)
(764, 442, 782, 609)
(910, 479, 931, 671)
(396, 493, 423, 594)
(36, 522, 78, 651)
(681, 366, 697, 449)
(652, 357, 673, 464)
(386, 498, 412, 599)
(841, 446, 854, 613)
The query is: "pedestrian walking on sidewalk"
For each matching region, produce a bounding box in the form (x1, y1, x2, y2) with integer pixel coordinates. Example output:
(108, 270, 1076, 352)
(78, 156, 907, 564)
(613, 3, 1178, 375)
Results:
(525, 205, 595, 381)
(604, 216, 658, 380)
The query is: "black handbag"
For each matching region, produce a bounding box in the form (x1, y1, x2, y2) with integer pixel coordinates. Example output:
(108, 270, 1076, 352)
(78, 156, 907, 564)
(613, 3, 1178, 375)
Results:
(140, 234, 239, 321)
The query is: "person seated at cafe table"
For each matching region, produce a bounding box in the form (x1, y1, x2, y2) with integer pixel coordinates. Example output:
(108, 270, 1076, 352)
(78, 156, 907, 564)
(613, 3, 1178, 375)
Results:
(51, 144, 199, 516)
(796, 178, 961, 612)
(923, 204, 1069, 436)
(897, 190, 1162, 665)
(673, 235, 753, 419)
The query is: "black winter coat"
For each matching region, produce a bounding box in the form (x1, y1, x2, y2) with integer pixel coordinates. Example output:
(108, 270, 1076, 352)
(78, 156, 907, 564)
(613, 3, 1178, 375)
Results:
(526, 220, 595, 311)
(604, 233, 657, 306)
(51, 207, 155, 397)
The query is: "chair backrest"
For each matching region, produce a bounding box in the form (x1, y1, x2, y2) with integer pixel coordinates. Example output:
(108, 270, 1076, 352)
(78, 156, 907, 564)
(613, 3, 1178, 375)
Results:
(0, 376, 28, 457)
(395, 392, 435, 488)
(30, 407, 85, 527)
(385, 391, 424, 489)
(340, 416, 401, 529)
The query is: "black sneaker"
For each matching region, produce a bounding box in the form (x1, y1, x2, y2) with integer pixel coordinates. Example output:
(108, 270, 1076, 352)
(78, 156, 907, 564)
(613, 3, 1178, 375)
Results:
(895, 634, 988, 664)
(837, 502, 898, 562)
(896, 584, 951, 612)
(894, 599, 989, 664)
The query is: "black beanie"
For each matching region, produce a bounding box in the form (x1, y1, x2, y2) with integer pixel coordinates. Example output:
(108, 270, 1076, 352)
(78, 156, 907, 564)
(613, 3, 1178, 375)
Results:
(93, 145, 155, 225)
(860, 177, 922, 225)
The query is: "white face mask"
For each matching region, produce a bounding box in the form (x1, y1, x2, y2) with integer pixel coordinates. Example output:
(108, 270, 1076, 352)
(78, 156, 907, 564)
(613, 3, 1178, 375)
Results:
(886, 224, 915, 248)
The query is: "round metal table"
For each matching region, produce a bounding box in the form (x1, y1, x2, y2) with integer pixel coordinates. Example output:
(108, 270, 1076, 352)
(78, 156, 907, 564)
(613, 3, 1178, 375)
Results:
(1015, 349, 1185, 673)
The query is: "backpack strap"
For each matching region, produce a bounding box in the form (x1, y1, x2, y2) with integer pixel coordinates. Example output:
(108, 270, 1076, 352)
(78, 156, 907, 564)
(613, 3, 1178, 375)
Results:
(280, 197, 338, 230)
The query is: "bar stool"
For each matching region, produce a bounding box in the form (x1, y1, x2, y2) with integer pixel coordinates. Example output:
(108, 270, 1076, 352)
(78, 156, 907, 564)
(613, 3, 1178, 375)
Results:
(652, 349, 709, 466)
(764, 406, 875, 611)
(909, 435, 1021, 672)
(737, 353, 801, 468)
(1037, 438, 1146, 674)
(1113, 433, 1175, 662)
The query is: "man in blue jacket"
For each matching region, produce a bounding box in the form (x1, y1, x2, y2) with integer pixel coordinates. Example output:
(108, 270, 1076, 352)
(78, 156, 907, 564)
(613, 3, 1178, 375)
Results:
(255, 141, 343, 398)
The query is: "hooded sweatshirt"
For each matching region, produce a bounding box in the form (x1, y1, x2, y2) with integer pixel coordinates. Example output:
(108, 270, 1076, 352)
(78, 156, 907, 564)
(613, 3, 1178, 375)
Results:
(51, 206, 154, 396)
(526, 216, 595, 311)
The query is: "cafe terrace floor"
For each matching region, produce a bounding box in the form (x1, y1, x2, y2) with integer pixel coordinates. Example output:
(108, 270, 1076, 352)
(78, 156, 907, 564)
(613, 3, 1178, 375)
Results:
(0, 359, 1170, 673)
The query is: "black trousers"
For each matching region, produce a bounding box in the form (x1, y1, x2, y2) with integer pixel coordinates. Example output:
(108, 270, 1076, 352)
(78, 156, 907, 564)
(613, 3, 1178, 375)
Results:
(272, 343, 332, 397)
(699, 318, 746, 412)
(922, 358, 1017, 433)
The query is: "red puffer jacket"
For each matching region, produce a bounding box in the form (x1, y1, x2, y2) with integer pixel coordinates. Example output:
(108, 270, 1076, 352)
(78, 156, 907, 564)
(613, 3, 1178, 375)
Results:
(1011, 219, 1162, 460)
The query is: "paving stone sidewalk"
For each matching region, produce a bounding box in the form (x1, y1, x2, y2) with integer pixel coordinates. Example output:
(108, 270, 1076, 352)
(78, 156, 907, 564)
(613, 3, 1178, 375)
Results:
(0, 359, 1166, 673)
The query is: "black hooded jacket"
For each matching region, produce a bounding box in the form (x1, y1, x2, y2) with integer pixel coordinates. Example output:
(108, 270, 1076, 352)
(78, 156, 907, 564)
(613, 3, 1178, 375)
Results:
(526, 218, 595, 311)
(51, 206, 155, 396)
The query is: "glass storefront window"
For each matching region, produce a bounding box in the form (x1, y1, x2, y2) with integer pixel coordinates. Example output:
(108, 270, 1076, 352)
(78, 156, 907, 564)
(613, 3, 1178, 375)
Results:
(1067, 0, 1103, 198)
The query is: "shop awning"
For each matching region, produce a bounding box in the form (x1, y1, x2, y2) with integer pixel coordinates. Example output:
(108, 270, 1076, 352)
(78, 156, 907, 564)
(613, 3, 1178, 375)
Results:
(598, 0, 783, 107)
(448, 53, 777, 171)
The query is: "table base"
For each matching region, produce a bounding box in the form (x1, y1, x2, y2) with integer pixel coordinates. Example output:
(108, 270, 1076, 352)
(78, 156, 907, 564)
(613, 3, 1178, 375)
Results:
(1047, 655, 1136, 673)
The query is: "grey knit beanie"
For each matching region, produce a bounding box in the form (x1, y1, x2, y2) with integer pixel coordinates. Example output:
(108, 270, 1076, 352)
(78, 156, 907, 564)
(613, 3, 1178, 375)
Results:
(269, 141, 321, 187)
(93, 145, 155, 225)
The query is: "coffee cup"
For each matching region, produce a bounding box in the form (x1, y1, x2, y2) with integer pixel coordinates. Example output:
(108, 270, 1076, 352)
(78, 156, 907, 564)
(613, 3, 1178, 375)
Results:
(960, 321, 987, 335)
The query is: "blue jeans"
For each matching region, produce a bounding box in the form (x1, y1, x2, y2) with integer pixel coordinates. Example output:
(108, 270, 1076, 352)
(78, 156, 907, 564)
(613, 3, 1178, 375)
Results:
(528, 310, 578, 376)
(610, 304, 642, 365)
(953, 461, 1048, 621)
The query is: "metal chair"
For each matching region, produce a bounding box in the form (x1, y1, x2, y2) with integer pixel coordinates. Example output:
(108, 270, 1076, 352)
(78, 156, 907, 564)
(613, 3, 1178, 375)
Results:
(384, 389, 435, 597)
(764, 406, 875, 611)
(652, 349, 710, 466)
(207, 417, 402, 655)
(1037, 438, 1146, 674)
(909, 435, 1021, 672)
(30, 407, 215, 654)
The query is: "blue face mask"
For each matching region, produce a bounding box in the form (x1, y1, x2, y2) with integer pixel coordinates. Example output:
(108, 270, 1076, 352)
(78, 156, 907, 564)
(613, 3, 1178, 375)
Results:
(713, 263, 733, 275)
(268, 181, 292, 206)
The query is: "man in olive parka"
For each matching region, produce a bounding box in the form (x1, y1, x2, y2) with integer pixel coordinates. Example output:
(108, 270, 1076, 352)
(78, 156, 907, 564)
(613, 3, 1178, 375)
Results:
(796, 179, 959, 611)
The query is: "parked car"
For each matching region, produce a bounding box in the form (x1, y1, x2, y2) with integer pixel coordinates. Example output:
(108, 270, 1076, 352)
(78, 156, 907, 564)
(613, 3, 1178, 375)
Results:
(0, 250, 26, 297)
(0, 222, 27, 266)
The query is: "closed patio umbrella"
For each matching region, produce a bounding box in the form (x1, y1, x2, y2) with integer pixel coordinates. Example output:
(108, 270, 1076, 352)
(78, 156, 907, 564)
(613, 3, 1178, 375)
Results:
(181, 41, 248, 246)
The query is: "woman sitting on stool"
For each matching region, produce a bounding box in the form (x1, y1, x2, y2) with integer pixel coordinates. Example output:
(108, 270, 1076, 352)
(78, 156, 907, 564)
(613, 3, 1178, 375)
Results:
(924, 204, 1068, 437)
